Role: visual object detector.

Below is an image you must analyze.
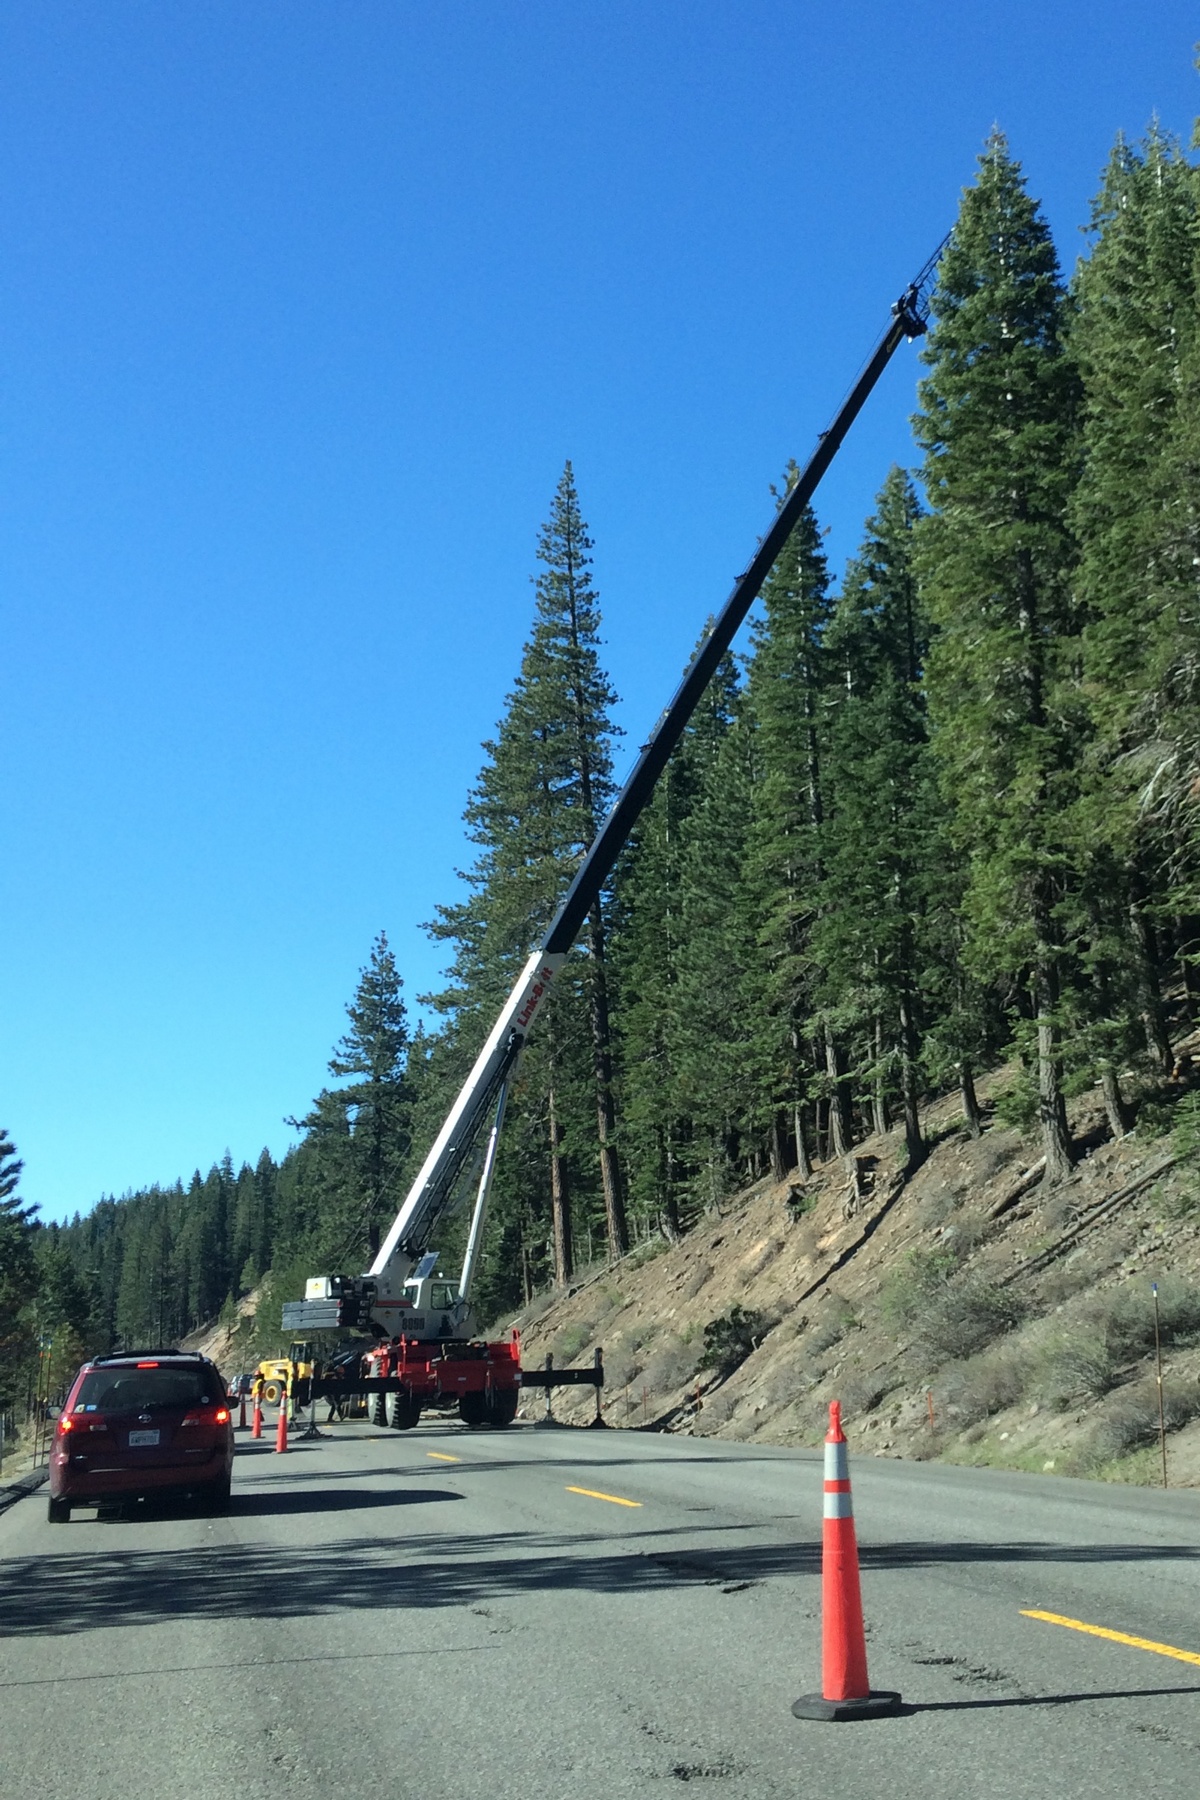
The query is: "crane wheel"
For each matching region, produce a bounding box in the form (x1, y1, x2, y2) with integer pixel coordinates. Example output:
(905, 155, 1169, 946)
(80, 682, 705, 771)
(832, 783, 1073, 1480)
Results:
(486, 1391, 519, 1428)
(458, 1394, 489, 1427)
(391, 1399, 421, 1430)
(369, 1391, 387, 1427)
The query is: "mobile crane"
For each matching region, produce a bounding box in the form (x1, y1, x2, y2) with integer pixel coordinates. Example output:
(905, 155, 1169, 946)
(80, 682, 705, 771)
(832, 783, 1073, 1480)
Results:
(284, 246, 943, 1428)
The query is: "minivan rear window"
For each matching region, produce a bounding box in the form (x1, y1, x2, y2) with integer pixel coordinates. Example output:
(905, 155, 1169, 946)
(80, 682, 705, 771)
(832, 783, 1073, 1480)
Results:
(72, 1367, 218, 1413)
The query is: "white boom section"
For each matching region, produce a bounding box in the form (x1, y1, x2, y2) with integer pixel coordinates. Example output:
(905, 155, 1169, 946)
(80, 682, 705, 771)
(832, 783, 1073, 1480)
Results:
(367, 949, 565, 1294)
(458, 1079, 509, 1304)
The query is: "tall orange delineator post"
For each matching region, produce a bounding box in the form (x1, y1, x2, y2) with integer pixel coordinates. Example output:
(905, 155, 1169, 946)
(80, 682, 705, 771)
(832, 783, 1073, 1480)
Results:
(251, 1377, 263, 1440)
(792, 1401, 902, 1721)
(274, 1389, 289, 1454)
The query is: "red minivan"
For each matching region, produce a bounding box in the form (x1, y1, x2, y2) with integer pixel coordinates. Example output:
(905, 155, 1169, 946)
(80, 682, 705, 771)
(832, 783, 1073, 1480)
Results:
(48, 1351, 234, 1522)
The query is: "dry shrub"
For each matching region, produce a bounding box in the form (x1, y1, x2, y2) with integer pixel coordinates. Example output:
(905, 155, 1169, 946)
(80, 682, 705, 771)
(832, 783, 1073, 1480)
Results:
(1098, 1281, 1200, 1358)
(1035, 1282, 1200, 1409)
(881, 1249, 959, 1330)
(1033, 1329, 1116, 1407)
(553, 1322, 594, 1364)
(758, 1359, 808, 1411)
(912, 1278, 1025, 1367)
(808, 1296, 856, 1354)
(1084, 1378, 1200, 1466)
(920, 1185, 962, 1229)
(603, 1347, 638, 1390)
(698, 1305, 765, 1379)
(839, 1373, 886, 1419)
(639, 1335, 699, 1395)
(939, 1343, 1029, 1425)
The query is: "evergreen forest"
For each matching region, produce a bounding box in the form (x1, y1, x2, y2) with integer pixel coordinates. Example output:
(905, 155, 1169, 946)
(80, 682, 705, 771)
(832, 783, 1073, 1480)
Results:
(6, 125, 1200, 1403)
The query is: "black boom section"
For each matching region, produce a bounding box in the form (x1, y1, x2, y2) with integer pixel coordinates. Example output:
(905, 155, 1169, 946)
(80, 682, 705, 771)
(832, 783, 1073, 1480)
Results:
(542, 268, 937, 959)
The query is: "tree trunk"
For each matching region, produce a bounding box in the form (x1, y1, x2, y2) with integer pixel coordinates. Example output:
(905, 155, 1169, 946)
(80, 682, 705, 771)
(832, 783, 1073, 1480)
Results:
(586, 900, 628, 1258)
(661, 1131, 681, 1242)
(824, 1027, 851, 1159)
(793, 1103, 812, 1179)
(1035, 954, 1075, 1183)
(1177, 915, 1200, 1026)
(1100, 1065, 1130, 1139)
(960, 1063, 983, 1138)
(871, 1015, 888, 1137)
(548, 1085, 573, 1286)
(769, 1115, 787, 1183)
(898, 990, 927, 1172)
(1129, 901, 1174, 1075)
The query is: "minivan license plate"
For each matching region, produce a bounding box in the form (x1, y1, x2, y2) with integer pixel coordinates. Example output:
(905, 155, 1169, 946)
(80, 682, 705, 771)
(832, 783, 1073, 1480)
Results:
(128, 1429, 160, 1447)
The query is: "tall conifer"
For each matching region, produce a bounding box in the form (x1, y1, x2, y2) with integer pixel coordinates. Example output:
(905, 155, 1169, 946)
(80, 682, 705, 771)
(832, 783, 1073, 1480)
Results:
(915, 133, 1083, 1182)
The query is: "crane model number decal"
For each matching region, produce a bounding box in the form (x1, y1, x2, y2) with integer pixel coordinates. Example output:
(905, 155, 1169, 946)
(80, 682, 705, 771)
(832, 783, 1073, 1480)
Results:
(515, 963, 555, 1030)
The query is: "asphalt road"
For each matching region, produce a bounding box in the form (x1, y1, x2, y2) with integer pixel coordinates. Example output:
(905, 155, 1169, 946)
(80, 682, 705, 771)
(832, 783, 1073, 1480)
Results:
(3, 1417, 1200, 1800)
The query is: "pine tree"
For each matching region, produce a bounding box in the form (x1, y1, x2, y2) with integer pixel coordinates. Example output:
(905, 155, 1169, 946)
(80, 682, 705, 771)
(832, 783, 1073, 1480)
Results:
(613, 640, 742, 1236)
(671, 688, 762, 1196)
(915, 132, 1084, 1182)
(742, 486, 837, 1172)
(427, 463, 625, 1280)
(1070, 124, 1200, 1058)
(295, 932, 413, 1264)
(0, 1130, 38, 1411)
(817, 468, 939, 1173)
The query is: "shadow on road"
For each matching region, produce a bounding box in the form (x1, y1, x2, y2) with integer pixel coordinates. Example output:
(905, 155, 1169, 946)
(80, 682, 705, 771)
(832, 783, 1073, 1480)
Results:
(228, 1487, 463, 1518)
(6, 1520, 1200, 1638)
(904, 1684, 1200, 1714)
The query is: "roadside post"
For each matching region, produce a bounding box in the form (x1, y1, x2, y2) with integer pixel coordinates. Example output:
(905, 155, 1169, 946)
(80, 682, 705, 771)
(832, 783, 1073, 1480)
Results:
(298, 1360, 329, 1441)
(251, 1377, 264, 1440)
(275, 1375, 290, 1454)
(1152, 1281, 1168, 1488)
(589, 1347, 607, 1428)
(792, 1401, 902, 1722)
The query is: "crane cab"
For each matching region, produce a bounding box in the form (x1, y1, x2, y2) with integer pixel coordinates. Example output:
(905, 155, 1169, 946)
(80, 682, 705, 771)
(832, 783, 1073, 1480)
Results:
(399, 1261, 468, 1340)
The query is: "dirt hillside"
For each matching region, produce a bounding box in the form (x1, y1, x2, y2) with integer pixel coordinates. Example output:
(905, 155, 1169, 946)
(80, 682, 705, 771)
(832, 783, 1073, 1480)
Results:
(509, 1053, 1200, 1486)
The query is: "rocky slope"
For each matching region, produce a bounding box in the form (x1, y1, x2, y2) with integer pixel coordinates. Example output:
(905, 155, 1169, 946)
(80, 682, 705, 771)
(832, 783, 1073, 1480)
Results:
(508, 1059, 1200, 1486)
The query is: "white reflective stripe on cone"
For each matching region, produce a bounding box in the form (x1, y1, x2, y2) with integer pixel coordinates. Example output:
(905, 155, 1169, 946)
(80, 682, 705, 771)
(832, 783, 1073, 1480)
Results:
(824, 1439, 849, 1482)
(823, 1489, 853, 1520)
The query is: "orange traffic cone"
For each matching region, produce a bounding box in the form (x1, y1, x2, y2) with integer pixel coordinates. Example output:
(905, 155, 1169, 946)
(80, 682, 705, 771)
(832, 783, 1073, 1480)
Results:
(274, 1400, 289, 1454)
(792, 1401, 902, 1721)
(251, 1400, 263, 1440)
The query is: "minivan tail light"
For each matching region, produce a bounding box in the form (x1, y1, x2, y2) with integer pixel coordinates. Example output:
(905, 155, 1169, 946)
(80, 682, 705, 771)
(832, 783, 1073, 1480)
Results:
(181, 1406, 231, 1428)
(56, 1415, 76, 1435)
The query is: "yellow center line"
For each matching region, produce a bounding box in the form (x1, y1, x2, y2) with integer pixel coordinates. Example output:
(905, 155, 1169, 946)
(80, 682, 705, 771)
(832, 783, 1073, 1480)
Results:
(1022, 1609, 1200, 1668)
(566, 1484, 642, 1508)
(427, 1451, 460, 1463)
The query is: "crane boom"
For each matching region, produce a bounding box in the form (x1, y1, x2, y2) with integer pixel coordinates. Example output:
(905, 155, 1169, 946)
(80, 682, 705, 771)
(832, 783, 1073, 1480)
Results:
(290, 246, 943, 1341)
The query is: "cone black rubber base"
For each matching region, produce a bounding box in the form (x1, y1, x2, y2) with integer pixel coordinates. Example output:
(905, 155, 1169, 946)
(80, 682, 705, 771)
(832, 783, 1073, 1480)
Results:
(792, 1690, 903, 1722)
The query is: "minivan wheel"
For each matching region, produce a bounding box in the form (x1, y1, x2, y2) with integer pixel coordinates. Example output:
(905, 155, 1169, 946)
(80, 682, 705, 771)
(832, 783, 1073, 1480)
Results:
(47, 1496, 71, 1524)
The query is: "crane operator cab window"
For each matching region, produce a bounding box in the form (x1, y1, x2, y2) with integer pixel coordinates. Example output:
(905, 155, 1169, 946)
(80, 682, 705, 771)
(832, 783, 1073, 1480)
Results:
(429, 1283, 457, 1312)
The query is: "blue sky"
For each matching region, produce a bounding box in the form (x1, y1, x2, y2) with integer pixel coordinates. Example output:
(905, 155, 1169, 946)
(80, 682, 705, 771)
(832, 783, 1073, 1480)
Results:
(3, 4, 1198, 1223)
